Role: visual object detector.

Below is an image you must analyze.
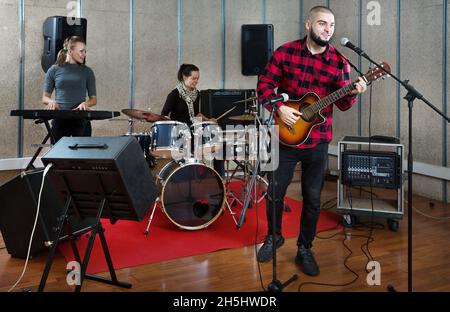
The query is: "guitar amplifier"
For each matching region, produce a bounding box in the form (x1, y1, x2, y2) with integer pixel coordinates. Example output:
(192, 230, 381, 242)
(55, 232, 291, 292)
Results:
(341, 150, 401, 189)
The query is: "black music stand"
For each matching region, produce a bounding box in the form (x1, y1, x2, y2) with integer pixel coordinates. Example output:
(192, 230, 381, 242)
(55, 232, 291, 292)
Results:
(37, 136, 156, 292)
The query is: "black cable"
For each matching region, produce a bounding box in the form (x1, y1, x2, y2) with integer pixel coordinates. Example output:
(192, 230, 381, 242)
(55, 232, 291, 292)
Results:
(255, 189, 267, 292)
(298, 229, 361, 292)
(321, 197, 337, 211)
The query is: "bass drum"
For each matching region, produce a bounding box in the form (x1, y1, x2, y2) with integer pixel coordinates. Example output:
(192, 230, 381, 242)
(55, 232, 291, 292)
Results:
(157, 161, 225, 230)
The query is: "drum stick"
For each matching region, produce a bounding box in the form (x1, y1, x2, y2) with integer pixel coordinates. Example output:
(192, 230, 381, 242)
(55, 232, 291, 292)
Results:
(216, 106, 236, 121)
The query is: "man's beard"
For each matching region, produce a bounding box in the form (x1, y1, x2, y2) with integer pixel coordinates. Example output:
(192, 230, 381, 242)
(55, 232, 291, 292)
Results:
(309, 28, 330, 47)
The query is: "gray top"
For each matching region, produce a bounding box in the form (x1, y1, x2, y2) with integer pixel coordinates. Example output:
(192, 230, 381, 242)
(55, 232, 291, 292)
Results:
(44, 63, 96, 110)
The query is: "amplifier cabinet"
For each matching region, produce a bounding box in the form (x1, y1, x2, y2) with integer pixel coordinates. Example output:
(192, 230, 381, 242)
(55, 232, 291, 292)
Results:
(337, 136, 404, 220)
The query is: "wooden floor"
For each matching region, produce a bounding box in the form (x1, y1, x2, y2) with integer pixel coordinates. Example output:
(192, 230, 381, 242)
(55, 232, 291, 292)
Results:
(1, 170, 449, 292)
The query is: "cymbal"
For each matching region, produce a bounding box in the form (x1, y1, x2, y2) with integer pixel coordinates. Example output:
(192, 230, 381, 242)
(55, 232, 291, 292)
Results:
(121, 109, 169, 122)
(229, 114, 256, 121)
(233, 96, 258, 104)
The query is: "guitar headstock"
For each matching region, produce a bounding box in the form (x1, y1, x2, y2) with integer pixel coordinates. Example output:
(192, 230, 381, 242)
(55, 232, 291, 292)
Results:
(364, 62, 391, 83)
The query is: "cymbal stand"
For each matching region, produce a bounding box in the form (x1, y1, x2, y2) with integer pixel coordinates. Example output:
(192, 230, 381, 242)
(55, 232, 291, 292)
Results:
(127, 118, 134, 135)
(224, 159, 240, 226)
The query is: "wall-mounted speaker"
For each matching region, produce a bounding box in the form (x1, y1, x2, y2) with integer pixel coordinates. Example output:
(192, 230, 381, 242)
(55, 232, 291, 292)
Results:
(241, 24, 274, 76)
(41, 16, 87, 73)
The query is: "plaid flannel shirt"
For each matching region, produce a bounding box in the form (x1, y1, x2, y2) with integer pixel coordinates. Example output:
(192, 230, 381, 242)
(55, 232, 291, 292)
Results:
(257, 37, 357, 149)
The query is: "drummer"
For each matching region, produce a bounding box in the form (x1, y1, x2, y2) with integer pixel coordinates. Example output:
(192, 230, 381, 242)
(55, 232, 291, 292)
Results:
(161, 63, 224, 177)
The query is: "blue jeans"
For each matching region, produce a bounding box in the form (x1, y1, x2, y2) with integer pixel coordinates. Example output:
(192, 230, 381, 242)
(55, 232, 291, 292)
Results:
(266, 143, 328, 248)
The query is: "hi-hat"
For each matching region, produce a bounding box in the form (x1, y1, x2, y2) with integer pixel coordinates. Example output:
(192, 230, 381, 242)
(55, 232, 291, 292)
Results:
(233, 96, 258, 104)
(229, 114, 256, 121)
(121, 109, 170, 122)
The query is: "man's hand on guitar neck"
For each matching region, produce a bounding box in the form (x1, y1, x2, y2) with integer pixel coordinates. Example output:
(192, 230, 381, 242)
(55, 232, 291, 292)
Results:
(351, 76, 368, 95)
(278, 105, 302, 127)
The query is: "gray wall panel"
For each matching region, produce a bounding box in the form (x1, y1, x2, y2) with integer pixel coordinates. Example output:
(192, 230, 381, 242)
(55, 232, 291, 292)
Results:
(266, 0, 301, 49)
(134, 0, 178, 130)
(400, 0, 444, 199)
(0, 1, 19, 158)
(225, 0, 262, 89)
(360, 0, 398, 138)
(329, 0, 360, 146)
(182, 0, 222, 91)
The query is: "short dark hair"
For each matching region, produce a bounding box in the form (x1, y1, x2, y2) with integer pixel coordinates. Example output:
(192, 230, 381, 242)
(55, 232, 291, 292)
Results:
(177, 63, 199, 81)
(307, 5, 334, 21)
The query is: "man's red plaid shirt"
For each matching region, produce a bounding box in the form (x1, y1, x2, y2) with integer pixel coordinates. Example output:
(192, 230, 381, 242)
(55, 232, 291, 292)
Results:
(257, 37, 357, 149)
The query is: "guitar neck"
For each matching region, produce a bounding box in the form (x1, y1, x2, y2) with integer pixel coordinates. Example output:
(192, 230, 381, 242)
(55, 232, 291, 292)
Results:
(305, 82, 356, 114)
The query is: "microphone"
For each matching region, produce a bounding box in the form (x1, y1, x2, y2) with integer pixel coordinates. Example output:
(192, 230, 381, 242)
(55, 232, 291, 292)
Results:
(265, 93, 289, 105)
(340, 37, 366, 56)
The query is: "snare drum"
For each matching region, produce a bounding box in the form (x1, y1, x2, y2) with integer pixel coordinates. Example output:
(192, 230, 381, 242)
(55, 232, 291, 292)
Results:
(156, 160, 225, 230)
(150, 121, 190, 159)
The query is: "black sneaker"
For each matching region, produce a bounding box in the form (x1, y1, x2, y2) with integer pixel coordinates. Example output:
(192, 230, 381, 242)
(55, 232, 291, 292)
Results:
(256, 235, 285, 263)
(295, 245, 320, 276)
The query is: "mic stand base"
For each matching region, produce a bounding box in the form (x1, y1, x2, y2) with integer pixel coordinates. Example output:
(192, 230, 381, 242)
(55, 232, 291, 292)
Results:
(267, 274, 299, 292)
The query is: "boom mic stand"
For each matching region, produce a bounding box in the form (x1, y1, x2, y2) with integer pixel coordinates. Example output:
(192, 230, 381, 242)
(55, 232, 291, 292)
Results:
(347, 48, 450, 292)
(238, 100, 298, 292)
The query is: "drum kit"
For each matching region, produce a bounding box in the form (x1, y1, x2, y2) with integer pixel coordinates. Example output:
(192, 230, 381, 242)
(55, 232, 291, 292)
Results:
(118, 98, 268, 235)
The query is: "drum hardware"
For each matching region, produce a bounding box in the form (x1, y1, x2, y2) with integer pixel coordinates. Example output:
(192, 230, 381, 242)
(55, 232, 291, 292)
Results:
(224, 104, 269, 227)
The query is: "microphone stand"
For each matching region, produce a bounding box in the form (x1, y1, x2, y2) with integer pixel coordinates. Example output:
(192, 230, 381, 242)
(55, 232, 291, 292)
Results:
(237, 100, 298, 292)
(349, 48, 450, 292)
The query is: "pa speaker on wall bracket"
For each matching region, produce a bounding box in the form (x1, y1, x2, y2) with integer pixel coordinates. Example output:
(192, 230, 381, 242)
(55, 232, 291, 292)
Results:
(241, 24, 274, 76)
(41, 16, 87, 73)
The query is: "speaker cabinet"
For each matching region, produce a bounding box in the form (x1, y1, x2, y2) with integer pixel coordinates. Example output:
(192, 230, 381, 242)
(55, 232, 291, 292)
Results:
(200, 89, 256, 129)
(241, 24, 274, 76)
(0, 169, 92, 258)
(42, 136, 158, 222)
(41, 16, 87, 73)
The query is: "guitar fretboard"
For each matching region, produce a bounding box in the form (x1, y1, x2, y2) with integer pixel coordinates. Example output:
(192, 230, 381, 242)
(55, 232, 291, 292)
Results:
(301, 83, 355, 118)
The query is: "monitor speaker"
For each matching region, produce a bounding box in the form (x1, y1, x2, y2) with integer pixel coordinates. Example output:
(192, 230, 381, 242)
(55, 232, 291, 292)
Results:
(41, 16, 87, 73)
(0, 169, 93, 258)
(241, 24, 274, 76)
(42, 136, 158, 222)
(200, 89, 256, 129)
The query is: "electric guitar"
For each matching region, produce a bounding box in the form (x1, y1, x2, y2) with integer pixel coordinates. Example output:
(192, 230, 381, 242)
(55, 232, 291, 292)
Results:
(274, 62, 391, 147)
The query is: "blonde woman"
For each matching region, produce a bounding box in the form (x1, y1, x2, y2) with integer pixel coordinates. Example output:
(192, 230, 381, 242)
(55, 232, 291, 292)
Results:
(42, 36, 97, 142)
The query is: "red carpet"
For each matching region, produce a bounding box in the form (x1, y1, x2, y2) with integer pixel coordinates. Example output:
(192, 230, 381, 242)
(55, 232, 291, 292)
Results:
(58, 182, 341, 274)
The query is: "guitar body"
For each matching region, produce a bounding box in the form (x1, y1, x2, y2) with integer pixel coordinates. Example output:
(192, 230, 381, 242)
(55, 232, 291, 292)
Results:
(272, 62, 391, 147)
(274, 92, 326, 147)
